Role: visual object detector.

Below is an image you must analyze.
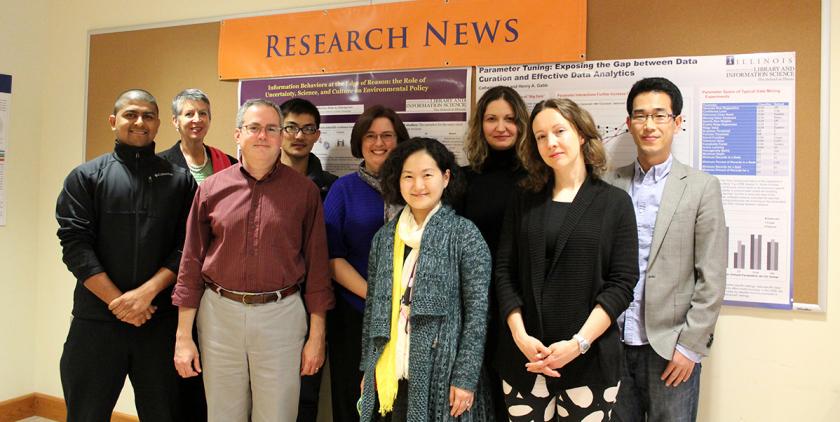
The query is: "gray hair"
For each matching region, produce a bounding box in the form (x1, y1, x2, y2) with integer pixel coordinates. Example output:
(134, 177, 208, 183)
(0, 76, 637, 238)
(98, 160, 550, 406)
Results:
(172, 88, 211, 118)
(236, 99, 282, 128)
(113, 89, 158, 115)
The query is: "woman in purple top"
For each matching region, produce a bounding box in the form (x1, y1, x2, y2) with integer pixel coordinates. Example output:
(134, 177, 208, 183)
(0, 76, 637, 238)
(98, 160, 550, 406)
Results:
(324, 105, 409, 422)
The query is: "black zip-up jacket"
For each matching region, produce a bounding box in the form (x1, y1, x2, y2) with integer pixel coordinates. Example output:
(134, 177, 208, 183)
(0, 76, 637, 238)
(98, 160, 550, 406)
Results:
(305, 153, 338, 202)
(56, 141, 197, 321)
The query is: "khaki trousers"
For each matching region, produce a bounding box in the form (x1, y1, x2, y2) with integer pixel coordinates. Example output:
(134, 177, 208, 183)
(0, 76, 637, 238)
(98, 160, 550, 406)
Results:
(197, 288, 307, 422)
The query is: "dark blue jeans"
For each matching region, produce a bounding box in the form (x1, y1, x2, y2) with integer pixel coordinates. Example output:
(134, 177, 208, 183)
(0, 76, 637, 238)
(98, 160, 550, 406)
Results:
(613, 344, 701, 422)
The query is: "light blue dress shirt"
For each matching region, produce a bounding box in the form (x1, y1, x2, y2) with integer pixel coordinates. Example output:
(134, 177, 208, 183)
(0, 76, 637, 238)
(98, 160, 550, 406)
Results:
(618, 155, 702, 363)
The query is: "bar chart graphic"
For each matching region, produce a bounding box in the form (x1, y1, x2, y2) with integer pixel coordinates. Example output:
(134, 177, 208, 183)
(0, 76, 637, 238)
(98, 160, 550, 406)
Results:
(727, 226, 780, 272)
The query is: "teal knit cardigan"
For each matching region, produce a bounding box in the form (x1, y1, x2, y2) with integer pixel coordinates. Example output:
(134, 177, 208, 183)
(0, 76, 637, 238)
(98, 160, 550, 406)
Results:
(359, 205, 493, 421)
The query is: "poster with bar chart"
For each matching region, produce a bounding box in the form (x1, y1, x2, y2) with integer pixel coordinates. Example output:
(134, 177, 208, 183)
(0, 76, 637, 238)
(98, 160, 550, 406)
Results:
(477, 52, 795, 308)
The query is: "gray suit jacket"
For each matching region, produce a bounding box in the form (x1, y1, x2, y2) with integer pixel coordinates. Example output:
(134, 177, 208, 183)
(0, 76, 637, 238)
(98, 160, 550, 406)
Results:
(605, 159, 726, 360)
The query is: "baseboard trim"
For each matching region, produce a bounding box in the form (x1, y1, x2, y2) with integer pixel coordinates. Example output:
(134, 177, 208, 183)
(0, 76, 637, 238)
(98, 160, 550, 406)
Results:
(0, 393, 36, 421)
(0, 393, 138, 422)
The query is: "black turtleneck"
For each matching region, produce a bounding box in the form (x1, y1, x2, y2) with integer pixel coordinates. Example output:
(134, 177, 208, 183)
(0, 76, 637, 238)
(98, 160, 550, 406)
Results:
(458, 147, 525, 258)
(457, 146, 525, 375)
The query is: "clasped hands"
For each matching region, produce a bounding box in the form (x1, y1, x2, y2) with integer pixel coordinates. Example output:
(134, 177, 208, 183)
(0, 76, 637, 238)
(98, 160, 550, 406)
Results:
(108, 287, 156, 327)
(514, 332, 581, 377)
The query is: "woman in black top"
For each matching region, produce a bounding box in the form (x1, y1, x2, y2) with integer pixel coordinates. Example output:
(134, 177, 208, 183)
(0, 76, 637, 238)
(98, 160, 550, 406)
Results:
(461, 86, 529, 254)
(459, 86, 529, 420)
(494, 99, 638, 421)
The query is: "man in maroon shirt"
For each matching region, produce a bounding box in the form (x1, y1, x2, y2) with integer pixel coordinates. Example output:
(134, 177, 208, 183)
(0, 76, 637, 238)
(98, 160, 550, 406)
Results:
(172, 99, 334, 421)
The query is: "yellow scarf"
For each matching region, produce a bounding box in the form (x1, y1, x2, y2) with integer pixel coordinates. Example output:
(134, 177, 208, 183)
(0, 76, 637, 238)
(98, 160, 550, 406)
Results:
(375, 218, 407, 415)
(374, 205, 440, 415)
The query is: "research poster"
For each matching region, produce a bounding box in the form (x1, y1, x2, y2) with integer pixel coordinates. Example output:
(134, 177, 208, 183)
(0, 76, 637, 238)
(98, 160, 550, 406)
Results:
(240, 68, 471, 175)
(0, 74, 10, 226)
(478, 52, 796, 308)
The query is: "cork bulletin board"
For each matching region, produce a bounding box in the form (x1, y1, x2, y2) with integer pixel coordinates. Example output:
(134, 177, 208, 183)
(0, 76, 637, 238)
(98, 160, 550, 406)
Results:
(86, 0, 823, 306)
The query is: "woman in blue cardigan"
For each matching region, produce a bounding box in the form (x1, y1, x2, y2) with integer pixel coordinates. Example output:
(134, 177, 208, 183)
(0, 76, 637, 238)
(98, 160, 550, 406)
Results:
(324, 105, 410, 422)
(494, 99, 639, 421)
(359, 138, 493, 421)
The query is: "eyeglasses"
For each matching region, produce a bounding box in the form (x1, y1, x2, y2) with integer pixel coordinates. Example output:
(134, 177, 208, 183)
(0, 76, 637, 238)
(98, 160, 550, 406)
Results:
(240, 124, 282, 136)
(283, 125, 318, 135)
(363, 132, 396, 143)
(630, 112, 677, 125)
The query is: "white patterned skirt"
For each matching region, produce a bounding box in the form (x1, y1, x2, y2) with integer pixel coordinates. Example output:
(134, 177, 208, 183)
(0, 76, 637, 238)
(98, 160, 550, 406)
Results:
(502, 375, 620, 421)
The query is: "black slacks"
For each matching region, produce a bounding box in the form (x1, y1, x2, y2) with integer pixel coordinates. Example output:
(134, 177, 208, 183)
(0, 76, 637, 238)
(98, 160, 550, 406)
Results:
(327, 297, 364, 422)
(297, 349, 324, 421)
(60, 315, 181, 422)
(180, 324, 207, 421)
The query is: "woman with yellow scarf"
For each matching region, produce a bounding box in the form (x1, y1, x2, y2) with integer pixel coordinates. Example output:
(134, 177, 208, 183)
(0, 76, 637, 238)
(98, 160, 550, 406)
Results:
(358, 138, 493, 421)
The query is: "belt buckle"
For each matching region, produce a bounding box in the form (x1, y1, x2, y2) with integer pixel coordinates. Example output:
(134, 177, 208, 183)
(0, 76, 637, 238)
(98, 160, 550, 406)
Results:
(241, 294, 249, 305)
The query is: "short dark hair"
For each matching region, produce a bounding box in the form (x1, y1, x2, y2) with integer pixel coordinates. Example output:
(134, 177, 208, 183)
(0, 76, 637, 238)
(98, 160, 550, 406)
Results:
(626, 77, 683, 116)
(380, 137, 464, 207)
(113, 89, 158, 115)
(350, 105, 410, 158)
(279, 98, 321, 128)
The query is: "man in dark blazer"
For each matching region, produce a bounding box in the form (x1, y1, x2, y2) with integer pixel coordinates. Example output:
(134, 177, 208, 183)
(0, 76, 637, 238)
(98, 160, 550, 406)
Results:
(606, 77, 726, 422)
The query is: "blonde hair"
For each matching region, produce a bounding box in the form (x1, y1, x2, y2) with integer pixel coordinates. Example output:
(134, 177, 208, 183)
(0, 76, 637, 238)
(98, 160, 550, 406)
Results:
(518, 98, 607, 192)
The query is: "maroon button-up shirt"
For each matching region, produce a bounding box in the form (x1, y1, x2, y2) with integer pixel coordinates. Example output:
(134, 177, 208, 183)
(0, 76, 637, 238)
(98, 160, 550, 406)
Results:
(173, 163, 334, 313)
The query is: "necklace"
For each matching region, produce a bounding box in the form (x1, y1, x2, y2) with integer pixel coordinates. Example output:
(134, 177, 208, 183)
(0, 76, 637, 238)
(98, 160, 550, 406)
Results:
(186, 146, 208, 171)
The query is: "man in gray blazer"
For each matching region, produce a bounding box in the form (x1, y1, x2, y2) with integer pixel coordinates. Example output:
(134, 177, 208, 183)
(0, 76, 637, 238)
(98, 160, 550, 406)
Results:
(607, 77, 726, 422)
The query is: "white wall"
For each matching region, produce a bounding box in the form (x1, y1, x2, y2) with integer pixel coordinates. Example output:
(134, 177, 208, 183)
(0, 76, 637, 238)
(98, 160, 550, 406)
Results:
(0, 0, 837, 420)
(22, 0, 358, 415)
(0, 0, 49, 402)
(695, 4, 840, 420)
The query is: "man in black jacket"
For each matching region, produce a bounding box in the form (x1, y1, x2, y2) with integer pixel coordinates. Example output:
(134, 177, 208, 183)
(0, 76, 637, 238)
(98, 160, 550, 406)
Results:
(56, 89, 197, 421)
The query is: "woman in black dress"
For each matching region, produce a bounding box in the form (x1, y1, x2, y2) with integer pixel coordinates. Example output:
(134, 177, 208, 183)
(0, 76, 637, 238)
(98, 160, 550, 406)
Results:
(495, 98, 639, 421)
(459, 86, 529, 419)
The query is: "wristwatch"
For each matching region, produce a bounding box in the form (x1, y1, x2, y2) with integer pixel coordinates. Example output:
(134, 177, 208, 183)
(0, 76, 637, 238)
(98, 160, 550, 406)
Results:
(573, 333, 590, 354)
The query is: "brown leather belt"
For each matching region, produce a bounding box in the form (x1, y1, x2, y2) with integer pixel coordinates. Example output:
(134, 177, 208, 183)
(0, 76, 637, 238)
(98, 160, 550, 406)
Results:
(206, 281, 299, 305)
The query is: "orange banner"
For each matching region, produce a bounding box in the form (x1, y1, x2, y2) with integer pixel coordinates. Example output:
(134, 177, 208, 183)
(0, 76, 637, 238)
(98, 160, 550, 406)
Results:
(218, 0, 586, 80)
